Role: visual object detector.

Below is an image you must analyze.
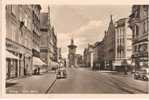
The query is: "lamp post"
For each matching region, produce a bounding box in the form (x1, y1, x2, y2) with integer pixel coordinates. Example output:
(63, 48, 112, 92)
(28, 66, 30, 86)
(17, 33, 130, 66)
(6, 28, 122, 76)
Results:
(19, 21, 25, 76)
(131, 55, 136, 73)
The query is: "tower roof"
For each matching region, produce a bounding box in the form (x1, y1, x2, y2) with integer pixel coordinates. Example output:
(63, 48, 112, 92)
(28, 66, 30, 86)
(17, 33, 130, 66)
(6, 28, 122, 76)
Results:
(68, 38, 77, 48)
(110, 14, 113, 25)
(71, 38, 74, 45)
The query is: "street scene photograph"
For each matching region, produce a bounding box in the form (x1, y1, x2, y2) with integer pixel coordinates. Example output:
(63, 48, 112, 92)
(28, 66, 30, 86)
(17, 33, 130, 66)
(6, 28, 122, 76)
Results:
(5, 4, 149, 94)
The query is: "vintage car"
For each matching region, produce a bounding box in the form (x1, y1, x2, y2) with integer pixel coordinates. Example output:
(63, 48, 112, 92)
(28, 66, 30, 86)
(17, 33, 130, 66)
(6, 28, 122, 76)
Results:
(134, 68, 149, 81)
(56, 67, 67, 79)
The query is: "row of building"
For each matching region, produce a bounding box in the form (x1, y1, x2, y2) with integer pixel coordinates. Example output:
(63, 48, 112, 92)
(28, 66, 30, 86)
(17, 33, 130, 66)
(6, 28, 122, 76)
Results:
(83, 5, 148, 71)
(6, 5, 60, 79)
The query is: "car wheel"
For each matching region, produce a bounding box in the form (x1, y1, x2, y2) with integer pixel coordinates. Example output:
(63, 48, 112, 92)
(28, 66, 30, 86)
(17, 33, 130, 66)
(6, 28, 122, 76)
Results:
(143, 77, 148, 81)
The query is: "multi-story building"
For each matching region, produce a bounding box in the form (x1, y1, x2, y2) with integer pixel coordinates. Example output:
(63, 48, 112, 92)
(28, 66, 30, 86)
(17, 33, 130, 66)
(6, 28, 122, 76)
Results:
(50, 27, 58, 62)
(104, 15, 116, 70)
(114, 18, 133, 71)
(83, 48, 88, 67)
(32, 5, 41, 58)
(75, 54, 83, 67)
(83, 44, 94, 68)
(93, 41, 105, 70)
(6, 5, 34, 79)
(57, 48, 62, 61)
(129, 5, 149, 70)
(40, 7, 58, 70)
(48, 7, 58, 65)
(40, 12, 49, 64)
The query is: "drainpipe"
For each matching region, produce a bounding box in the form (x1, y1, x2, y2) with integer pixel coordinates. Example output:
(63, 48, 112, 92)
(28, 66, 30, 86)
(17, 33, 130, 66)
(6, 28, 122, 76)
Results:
(147, 6, 149, 67)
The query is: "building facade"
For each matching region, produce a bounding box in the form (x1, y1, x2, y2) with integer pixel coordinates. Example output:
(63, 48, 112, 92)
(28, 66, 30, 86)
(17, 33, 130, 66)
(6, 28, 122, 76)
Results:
(83, 47, 89, 67)
(32, 5, 41, 58)
(114, 18, 133, 71)
(40, 12, 49, 64)
(57, 48, 62, 61)
(68, 38, 77, 67)
(50, 27, 58, 62)
(83, 44, 94, 68)
(48, 7, 58, 66)
(129, 5, 149, 70)
(75, 54, 83, 67)
(6, 5, 34, 79)
(93, 41, 105, 70)
(104, 15, 116, 70)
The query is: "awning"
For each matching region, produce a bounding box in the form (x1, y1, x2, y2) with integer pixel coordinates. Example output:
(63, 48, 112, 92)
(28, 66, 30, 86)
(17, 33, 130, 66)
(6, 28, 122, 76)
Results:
(6, 51, 19, 59)
(51, 61, 59, 67)
(49, 60, 59, 67)
(33, 57, 46, 66)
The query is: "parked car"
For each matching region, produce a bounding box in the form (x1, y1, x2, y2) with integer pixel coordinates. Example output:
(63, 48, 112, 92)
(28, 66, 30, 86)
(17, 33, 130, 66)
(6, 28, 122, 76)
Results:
(134, 68, 149, 81)
(56, 67, 67, 79)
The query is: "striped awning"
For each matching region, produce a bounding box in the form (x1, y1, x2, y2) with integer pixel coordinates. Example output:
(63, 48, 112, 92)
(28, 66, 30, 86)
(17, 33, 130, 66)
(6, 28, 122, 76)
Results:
(6, 51, 19, 59)
(33, 57, 46, 66)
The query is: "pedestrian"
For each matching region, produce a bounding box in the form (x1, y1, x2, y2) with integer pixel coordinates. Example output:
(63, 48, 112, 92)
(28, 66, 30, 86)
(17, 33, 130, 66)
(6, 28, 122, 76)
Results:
(122, 59, 128, 75)
(38, 67, 40, 75)
(24, 68, 26, 76)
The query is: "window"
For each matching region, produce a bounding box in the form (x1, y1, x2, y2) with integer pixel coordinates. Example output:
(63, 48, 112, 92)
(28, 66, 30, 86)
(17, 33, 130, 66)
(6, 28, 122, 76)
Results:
(127, 38, 132, 40)
(143, 20, 148, 34)
(15, 28, 19, 42)
(134, 45, 137, 52)
(135, 10, 140, 18)
(135, 25, 139, 37)
(11, 24, 16, 41)
(23, 14, 28, 27)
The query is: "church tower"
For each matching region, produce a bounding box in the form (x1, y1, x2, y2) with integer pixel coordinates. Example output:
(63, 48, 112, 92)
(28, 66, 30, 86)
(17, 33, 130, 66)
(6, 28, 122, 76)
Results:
(68, 38, 77, 67)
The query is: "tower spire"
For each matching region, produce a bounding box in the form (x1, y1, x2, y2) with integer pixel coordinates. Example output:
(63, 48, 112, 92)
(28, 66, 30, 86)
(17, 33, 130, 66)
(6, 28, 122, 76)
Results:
(110, 14, 113, 24)
(110, 14, 112, 21)
(71, 32, 74, 45)
(71, 38, 73, 45)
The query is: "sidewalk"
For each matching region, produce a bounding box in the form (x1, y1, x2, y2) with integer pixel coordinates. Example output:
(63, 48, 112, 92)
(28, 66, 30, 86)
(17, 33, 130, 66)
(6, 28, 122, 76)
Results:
(98, 70, 133, 77)
(6, 71, 56, 94)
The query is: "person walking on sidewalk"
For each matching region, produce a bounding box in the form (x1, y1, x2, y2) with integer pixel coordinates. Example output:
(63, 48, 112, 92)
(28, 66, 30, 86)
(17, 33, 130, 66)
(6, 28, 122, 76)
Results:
(122, 59, 128, 75)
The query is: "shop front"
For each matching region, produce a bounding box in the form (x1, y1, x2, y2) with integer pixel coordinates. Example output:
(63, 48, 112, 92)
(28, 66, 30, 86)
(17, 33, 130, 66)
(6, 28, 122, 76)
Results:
(6, 38, 33, 78)
(6, 51, 19, 79)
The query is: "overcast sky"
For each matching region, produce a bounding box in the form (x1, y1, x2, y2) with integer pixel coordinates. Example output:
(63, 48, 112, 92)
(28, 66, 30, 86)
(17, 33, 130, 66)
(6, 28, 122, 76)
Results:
(41, 5, 132, 58)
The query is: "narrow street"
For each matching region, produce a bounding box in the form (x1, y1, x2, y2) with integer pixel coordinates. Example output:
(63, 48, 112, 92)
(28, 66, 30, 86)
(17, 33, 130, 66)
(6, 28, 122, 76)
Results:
(48, 67, 148, 94)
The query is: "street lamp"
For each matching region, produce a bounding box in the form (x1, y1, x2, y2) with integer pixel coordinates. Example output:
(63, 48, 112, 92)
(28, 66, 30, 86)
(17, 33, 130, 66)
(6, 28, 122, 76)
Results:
(131, 55, 136, 72)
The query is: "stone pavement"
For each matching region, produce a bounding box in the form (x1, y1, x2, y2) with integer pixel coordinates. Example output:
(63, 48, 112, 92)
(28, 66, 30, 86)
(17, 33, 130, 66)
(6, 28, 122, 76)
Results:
(6, 71, 56, 94)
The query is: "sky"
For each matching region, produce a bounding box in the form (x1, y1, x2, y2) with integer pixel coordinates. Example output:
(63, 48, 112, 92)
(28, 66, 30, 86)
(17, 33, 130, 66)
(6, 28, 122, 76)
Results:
(41, 5, 132, 58)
